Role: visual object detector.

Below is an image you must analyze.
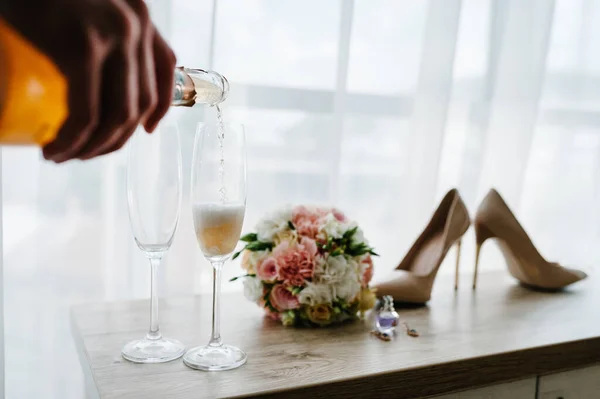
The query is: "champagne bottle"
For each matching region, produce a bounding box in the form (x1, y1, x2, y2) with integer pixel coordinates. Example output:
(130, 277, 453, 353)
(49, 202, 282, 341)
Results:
(0, 18, 68, 146)
(0, 18, 228, 146)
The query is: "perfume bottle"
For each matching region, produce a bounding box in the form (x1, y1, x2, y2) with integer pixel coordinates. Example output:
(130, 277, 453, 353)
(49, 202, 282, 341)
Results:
(376, 295, 400, 335)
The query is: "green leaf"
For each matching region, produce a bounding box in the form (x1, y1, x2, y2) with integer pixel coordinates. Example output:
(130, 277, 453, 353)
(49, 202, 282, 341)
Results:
(291, 286, 302, 295)
(232, 241, 254, 260)
(345, 247, 359, 256)
(343, 226, 358, 239)
(369, 249, 379, 256)
(331, 248, 343, 257)
(246, 241, 274, 251)
(342, 306, 355, 315)
(240, 233, 258, 242)
(229, 274, 255, 282)
(345, 242, 375, 257)
(288, 221, 295, 230)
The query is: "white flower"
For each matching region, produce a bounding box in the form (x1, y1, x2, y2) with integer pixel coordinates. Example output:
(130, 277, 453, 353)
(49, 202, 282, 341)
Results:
(333, 276, 361, 303)
(315, 255, 349, 284)
(351, 226, 368, 245)
(312, 255, 361, 302)
(242, 276, 263, 303)
(320, 213, 347, 239)
(298, 282, 333, 306)
(248, 250, 268, 269)
(346, 258, 360, 274)
(255, 207, 292, 242)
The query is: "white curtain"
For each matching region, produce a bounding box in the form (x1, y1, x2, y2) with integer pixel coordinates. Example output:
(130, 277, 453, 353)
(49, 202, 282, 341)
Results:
(3, 0, 600, 396)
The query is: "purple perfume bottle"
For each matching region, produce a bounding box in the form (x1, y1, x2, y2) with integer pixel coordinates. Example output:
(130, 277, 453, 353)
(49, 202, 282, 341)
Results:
(376, 295, 399, 335)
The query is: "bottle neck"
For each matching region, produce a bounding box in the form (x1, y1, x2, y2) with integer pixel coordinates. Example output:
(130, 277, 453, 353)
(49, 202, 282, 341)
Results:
(172, 67, 229, 107)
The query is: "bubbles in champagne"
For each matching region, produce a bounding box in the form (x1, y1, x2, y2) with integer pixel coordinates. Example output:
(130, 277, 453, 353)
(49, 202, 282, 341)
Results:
(193, 202, 245, 258)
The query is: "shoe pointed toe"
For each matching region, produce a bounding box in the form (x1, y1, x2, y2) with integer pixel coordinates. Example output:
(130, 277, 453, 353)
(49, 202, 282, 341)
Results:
(565, 267, 587, 284)
(374, 273, 432, 304)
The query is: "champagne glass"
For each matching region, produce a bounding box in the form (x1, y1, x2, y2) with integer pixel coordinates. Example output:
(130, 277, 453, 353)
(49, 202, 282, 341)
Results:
(184, 122, 247, 371)
(122, 123, 185, 363)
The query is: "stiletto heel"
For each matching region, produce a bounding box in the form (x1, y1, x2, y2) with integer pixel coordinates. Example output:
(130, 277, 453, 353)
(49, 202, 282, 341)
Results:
(454, 238, 461, 290)
(375, 189, 471, 303)
(474, 189, 587, 290)
(472, 222, 493, 290)
(473, 244, 481, 290)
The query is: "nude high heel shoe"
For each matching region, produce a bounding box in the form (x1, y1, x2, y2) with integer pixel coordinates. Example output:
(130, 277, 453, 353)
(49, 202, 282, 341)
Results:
(375, 189, 470, 303)
(473, 189, 587, 290)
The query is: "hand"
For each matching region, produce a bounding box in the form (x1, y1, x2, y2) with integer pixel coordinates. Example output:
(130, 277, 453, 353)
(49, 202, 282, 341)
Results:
(1, 0, 176, 162)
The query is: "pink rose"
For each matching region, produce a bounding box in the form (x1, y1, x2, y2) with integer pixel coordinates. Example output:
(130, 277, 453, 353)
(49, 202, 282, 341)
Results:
(362, 255, 374, 287)
(277, 250, 303, 285)
(288, 274, 305, 287)
(292, 206, 320, 225)
(316, 207, 331, 217)
(332, 208, 348, 222)
(299, 236, 317, 256)
(256, 257, 278, 282)
(297, 237, 317, 278)
(269, 284, 300, 311)
(273, 240, 291, 256)
(292, 206, 321, 239)
(273, 238, 317, 285)
(296, 221, 320, 239)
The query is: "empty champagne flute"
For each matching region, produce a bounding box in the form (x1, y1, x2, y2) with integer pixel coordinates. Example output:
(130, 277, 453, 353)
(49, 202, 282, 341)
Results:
(122, 122, 185, 363)
(183, 122, 247, 371)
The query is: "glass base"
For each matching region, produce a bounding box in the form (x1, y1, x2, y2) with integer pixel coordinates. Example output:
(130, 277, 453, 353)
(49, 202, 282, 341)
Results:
(121, 337, 185, 364)
(183, 344, 247, 371)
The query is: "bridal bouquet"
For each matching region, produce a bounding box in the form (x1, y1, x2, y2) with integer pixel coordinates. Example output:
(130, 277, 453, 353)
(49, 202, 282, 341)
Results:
(232, 206, 378, 327)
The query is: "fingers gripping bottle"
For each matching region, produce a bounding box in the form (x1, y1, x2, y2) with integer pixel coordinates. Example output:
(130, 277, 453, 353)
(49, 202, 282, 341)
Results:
(0, 18, 228, 146)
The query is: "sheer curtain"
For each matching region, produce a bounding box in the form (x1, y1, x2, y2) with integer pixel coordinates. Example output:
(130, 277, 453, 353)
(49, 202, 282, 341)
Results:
(3, 0, 600, 396)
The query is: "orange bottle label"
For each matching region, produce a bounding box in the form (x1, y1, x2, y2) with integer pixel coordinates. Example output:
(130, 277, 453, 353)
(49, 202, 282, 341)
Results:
(0, 18, 68, 146)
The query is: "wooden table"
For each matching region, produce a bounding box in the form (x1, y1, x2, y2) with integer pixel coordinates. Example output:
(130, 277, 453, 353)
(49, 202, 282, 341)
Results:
(71, 271, 600, 398)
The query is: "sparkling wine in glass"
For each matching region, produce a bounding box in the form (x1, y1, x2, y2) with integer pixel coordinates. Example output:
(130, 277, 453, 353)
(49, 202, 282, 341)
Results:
(121, 122, 185, 363)
(183, 121, 247, 371)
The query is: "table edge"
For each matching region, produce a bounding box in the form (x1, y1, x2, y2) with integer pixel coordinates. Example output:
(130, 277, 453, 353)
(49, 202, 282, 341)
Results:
(245, 336, 600, 399)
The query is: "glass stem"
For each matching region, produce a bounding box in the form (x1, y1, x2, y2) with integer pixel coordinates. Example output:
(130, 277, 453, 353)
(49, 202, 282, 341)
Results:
(147, 257, 162, 341)
(208, 261, 224, 347)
